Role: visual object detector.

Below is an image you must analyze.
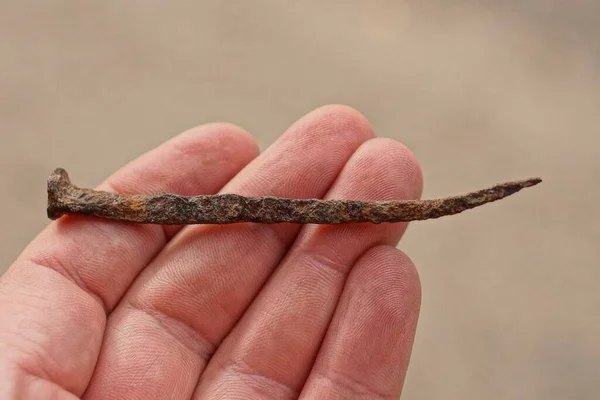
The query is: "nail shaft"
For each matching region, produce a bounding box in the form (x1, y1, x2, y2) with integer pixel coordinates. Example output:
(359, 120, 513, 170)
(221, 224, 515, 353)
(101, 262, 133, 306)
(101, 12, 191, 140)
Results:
(47, 168, 541, 225)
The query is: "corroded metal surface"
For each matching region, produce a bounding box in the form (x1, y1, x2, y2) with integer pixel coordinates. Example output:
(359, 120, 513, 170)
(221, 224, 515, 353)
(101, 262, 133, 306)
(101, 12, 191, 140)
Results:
(47, 168, 541, 225)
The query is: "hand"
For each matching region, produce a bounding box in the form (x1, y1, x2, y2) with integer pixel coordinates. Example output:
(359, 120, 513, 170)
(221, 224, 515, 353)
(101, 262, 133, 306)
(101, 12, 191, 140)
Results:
(0, 105, 423, 399)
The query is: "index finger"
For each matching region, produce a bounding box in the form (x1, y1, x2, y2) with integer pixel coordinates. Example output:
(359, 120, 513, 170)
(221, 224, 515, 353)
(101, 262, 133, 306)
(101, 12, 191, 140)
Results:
(0, 124, 258, 397)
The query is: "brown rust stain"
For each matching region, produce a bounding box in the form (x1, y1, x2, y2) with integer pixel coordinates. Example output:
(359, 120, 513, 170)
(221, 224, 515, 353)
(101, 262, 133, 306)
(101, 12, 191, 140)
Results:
(47, 168, 541, 225)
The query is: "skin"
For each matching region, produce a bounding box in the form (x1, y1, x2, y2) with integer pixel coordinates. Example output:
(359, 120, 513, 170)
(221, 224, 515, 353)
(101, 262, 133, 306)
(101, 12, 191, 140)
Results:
(0, 105, 423, 399)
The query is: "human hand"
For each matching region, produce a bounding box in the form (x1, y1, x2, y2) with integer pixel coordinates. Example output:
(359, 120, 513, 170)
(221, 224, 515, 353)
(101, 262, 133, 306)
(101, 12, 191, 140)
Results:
(0, 105, 423, 399)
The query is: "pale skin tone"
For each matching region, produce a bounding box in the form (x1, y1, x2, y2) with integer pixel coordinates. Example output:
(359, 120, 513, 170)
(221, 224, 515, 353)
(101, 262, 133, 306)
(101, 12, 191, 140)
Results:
(0, 105, 423, 399)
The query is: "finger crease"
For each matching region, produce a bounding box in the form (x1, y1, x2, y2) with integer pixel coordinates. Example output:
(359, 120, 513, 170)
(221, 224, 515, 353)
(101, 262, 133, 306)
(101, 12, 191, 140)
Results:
(302, 249, 349, 278)
(312, 368, 397, 399)
(124, 300, 216, 364)
(226, 358, 299, 399)
(23, 256, 109, 315)
(8, 335, 57, 384)
(15, 363, 74, 398)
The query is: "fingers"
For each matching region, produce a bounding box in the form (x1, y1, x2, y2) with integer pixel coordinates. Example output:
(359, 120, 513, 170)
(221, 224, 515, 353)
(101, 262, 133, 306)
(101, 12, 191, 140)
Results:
(0, 124, 258, 396)
(300, 246, 421, 399)
(194, 137, 423, 398)
(82, 105, 375, 400)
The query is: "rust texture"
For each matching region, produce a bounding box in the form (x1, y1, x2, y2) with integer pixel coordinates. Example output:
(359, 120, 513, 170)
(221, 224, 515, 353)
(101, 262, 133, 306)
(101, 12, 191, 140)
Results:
(47, 168, 541, 225)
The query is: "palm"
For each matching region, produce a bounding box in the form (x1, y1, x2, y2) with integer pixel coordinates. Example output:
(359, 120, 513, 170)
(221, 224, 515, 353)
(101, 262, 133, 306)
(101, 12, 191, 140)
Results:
(0, 105, 422, 399)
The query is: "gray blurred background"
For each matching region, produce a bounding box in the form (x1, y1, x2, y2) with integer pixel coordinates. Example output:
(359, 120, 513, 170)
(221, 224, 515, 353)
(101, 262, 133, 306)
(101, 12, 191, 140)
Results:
(1, 1, 598, 398)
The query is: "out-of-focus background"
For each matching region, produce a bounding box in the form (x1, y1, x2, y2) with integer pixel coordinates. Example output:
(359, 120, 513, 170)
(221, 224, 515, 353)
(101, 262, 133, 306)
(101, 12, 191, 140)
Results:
(1, 1, 598, 398)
